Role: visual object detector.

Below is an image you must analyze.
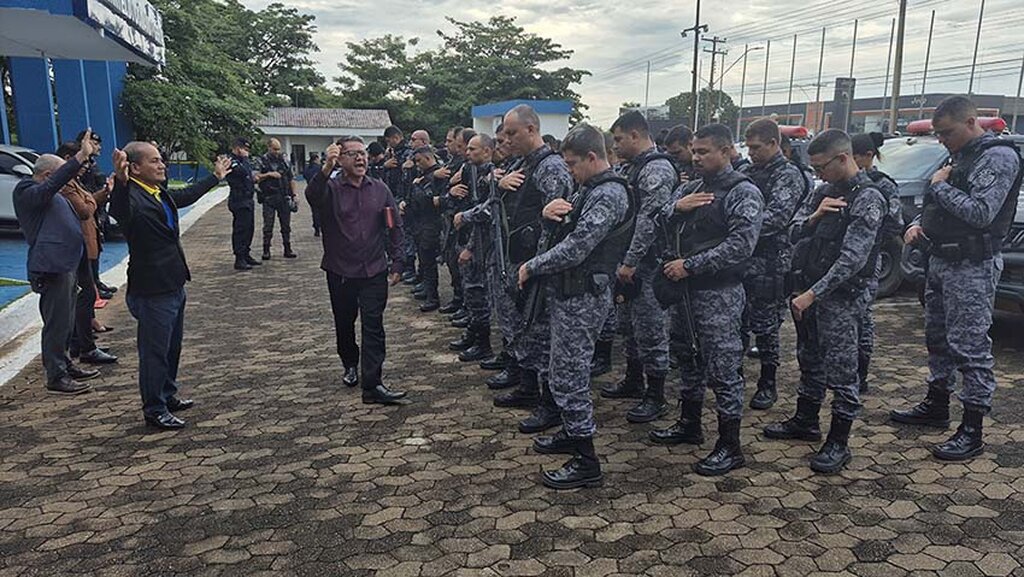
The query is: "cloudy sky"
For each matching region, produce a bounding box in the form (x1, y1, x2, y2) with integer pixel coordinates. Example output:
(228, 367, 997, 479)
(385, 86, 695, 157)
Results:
(241, 0, 1023, 126)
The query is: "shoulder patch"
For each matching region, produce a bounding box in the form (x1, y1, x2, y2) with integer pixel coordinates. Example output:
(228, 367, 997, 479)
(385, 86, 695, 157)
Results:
(975, 167, 998, 189)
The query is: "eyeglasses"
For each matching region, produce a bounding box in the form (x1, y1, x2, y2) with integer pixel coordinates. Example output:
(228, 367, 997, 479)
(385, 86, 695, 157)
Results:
(810, 155, 842, 174)
(341, 150, 368, 158)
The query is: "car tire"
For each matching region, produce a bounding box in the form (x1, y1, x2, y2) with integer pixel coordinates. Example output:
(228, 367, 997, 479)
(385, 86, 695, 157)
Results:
(876, 235, 904, 299)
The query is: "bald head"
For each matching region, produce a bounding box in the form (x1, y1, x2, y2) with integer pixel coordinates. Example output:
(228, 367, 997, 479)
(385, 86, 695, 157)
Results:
(502, 104, 544, 157)
(33, 154, 65, 181)
(268, 138, 283, 156)
(410, 130, 431, 148)
(124, 141, 166, 186)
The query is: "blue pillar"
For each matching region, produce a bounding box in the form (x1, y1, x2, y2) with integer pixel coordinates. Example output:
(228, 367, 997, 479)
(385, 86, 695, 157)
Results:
(52, 59, 91, 144)
(0, 70, 10, 145)
(8, 57, 58, 153)
(107, 61, 134, 147)
(83, 61, 116, 173)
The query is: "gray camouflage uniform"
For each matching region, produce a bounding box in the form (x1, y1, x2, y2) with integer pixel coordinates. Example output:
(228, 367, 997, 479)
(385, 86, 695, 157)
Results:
(621, 149, 678, 378)
(915, 133, 1020, 411)
(666, 166, 764, 418)
(524, 175, 629, 436)
(790, 171, 886, 419)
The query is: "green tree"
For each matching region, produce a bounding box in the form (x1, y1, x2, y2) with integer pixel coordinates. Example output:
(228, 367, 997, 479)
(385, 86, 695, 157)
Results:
(244, 3, 324, 106)
(665, 88, 739, 130)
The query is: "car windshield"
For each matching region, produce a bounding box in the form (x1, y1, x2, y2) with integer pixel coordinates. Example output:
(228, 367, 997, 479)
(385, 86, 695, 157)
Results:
(19, 151, 39, 163)
(874, 139, 947, 181)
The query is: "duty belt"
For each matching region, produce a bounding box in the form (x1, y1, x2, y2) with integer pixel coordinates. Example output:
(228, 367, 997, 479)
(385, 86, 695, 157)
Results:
(930, 234, 997, 262)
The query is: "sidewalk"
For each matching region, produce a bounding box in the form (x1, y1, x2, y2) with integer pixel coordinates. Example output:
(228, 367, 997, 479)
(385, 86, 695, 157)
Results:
(1, 198, 1024, 576)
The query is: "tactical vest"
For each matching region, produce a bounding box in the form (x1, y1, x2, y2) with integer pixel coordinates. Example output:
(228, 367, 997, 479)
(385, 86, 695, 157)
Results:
(505, 147, 558, 264)
(626, 150, 679, 262)
(920, 138, 1022, 254)
(866, 168, 904, 238)
(745, 155, 809, 252)
(675, 170, 754, 289)
(796, 180, 884, 294)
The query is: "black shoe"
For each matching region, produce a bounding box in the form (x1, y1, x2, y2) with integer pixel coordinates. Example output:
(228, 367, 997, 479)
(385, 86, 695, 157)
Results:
(79, 348, 118, 365)
(261, 248, 271, 260)
(167, 397, 195, 412)
(145, 412, 186, 430)
(46, 376, 91, 395)
(411, 282, 425, 293)
(600, 358, 643, 399)
(932, 404, 986, 461)
(626, 374, 668, 423)
(541, 437, 603, 489)
(342, 367, 359, 387)
(438, 301, 462, 314)
(362, 384, 407, 405)
(649, 400, 704, 446)
(533, 429, 576, 454)
(747, 345, 761, 359)
(66, 365, 100, 381)
(749, 365, 778, 410)
(313, 229, 321, 237)
(245, 255, 262, 266)
(494, 372, 539, 409)
(520, 379, 561, 434)
(480, 352, 509, 371)
(810, 415, 853, 474)
(234, 256, 252, 271)
(763, 397, 822, 441)
(890, 387, 950, 429)
(693, 417, 745, 476)
(449, 308, 469, 322)
(97, 289, 115, 300)
(448, 330, 475, 351)
(459, 344, 493, 363)
(487, 365, 520, 390)
(96, 282, 118, 293)
(413, 290, 428, 301)
(590, 338, 613, 377)
(419, 300, 440, 313)
(283, 247, 297, 259)
(450, 316, 470, 329)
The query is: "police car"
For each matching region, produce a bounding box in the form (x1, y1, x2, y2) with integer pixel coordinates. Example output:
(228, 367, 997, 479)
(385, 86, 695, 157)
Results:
(889, 117, 1024, 312)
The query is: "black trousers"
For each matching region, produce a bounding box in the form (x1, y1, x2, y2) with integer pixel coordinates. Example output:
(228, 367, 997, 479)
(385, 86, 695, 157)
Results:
(34, 270, 76, 383)
(327, 271, 389, 390)
(414, 228, 441, 299)
(71, 256, 97, 354)
(230, 204, 255, 257)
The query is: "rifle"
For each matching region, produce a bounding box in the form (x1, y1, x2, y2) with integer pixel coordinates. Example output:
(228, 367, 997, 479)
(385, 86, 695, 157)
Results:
(654, 208, 702, 365)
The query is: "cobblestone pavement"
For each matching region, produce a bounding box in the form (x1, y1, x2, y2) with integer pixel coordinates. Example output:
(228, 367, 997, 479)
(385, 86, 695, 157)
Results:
(2, 199, 1024, 577)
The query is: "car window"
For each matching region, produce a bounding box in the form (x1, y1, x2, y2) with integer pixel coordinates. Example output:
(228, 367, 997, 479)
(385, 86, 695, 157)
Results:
(19, 151, 39, 163)
(0, 152, 30, 175)
(874, 140, 948, 181)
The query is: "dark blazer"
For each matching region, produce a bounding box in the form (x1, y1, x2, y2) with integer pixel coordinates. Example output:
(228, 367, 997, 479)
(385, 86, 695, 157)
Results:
(108, 175, 220, 296)
(13, 157, 86, 274)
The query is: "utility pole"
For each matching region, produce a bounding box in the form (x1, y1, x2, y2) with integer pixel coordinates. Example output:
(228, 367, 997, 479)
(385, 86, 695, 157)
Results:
(889, 0, 908, 136)
(786, 34, 797, 122)
(814, 27, 825, 131)
(761, 39, 771, 117)
(919, 10, 935, 119)
(849, 19, 858, 78)
(703, 36, 728, 124)
(737, 43, 750, 137)
(1014, 52, 1024, 133)
(644, 60, 651, 113)
(969, 0, 985, 93)
(882, 18, 895, 131)
(681, 0, 708, 127)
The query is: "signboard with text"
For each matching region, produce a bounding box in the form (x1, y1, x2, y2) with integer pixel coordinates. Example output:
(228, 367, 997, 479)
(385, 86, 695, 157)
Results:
(75, 0, 165, 66)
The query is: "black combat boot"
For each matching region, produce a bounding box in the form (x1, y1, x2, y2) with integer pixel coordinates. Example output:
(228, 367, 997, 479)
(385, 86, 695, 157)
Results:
(749, 364, 778, 410)
(451, 315, 470, 328)
(533, 428, 575, 454)
(439, 300, 462, 314)
(810, 414, 853, 474)
(626, 374, 669, 423)
(541, 436, 603, 490)
(763, 397, 823, 441)
(590, 338, 613, 377)
(890, 386, 951, 429)
(479, 351, 509, 371)
(857, 351, 870, 394)
(459, 325, 493, 362)
(419, 284, 440, 312)
(487, 360, 521, 390)
(932, 404, 986, 461)
(261, 242, 271, 260)
(494, 367, 539, 409)
(600, 358, 644, 399)
(282, 236, 297, 258)
(519, 377, 561, 433)
(448, 329, 475, 352)
(234, 255, 252, 271)
(649, 399, 704, 445)
(693, 416, 745, 476)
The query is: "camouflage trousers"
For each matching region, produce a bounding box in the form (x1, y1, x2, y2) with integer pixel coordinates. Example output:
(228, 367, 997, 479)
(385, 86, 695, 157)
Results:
(795, 288, 868, 420)
(622, 263, 670, 377)
(857, 273, 880, 383)
(924, 255, 1002, 410)
(460, 252, 490, 330)
(545, 279, 613, 437)
(740, 274, 787, 368)
(485, 254, 549, 375)
(597, 298, 619, 342)
(673, 283, 746, 419)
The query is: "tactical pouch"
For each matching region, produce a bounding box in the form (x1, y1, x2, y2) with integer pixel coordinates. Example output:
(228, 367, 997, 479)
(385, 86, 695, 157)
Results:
(931, 235, 996, 262)
(507, 223, 539, 264)
(652, 271, 686, 308)
(559, 267, 589, 298)
(614, 278, 642, 304)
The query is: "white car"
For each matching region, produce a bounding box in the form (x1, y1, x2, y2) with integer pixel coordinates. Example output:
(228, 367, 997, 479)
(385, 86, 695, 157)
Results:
(0, 145, 39, 231)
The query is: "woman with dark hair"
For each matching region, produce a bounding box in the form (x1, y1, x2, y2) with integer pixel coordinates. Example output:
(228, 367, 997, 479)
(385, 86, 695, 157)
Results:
(850, 132, 904, 394)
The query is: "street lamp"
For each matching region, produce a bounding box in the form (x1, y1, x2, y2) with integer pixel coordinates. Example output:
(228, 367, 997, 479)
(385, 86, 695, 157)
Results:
(729, 45, 765, 138)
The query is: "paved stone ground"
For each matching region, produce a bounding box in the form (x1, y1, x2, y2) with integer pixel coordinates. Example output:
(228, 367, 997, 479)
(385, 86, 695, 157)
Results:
(2, 197, 1024, 577)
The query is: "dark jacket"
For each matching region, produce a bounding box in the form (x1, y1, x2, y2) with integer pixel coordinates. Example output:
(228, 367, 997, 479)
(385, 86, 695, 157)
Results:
(108, 175, 220, 295)
(13, 157, 86, 274)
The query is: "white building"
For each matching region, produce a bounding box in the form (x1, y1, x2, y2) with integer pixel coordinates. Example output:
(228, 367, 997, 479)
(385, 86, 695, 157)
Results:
(256, 107, 392, 172)
(471, 100, 572, 139)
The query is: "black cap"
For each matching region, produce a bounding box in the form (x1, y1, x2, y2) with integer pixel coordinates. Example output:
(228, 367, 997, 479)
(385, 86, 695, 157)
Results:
(232, 137, 252, 149)
(367, 141, 385, 156)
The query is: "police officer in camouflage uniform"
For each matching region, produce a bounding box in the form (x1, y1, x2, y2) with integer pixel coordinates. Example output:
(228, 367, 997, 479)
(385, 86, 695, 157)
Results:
(664, 124, 699, 184)
(649, 123, 763, 477)
(225, 138, 261, 271)
(518, 124, 631, 489)
(403, 146, 445, 312)
(383, 126, 416, 283)
(437, 128, 469, 317)
(601, 111, 678, 424)
(851, 132, 905, 393)
(892, 96, 1022, 461)
(256, 139, 298, 260)
(740, 119, 809, 410)
(765, 129, 887, 475)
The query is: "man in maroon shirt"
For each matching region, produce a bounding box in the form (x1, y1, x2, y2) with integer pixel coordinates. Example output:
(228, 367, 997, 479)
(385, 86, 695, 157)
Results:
(306, 136, 408, 404)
